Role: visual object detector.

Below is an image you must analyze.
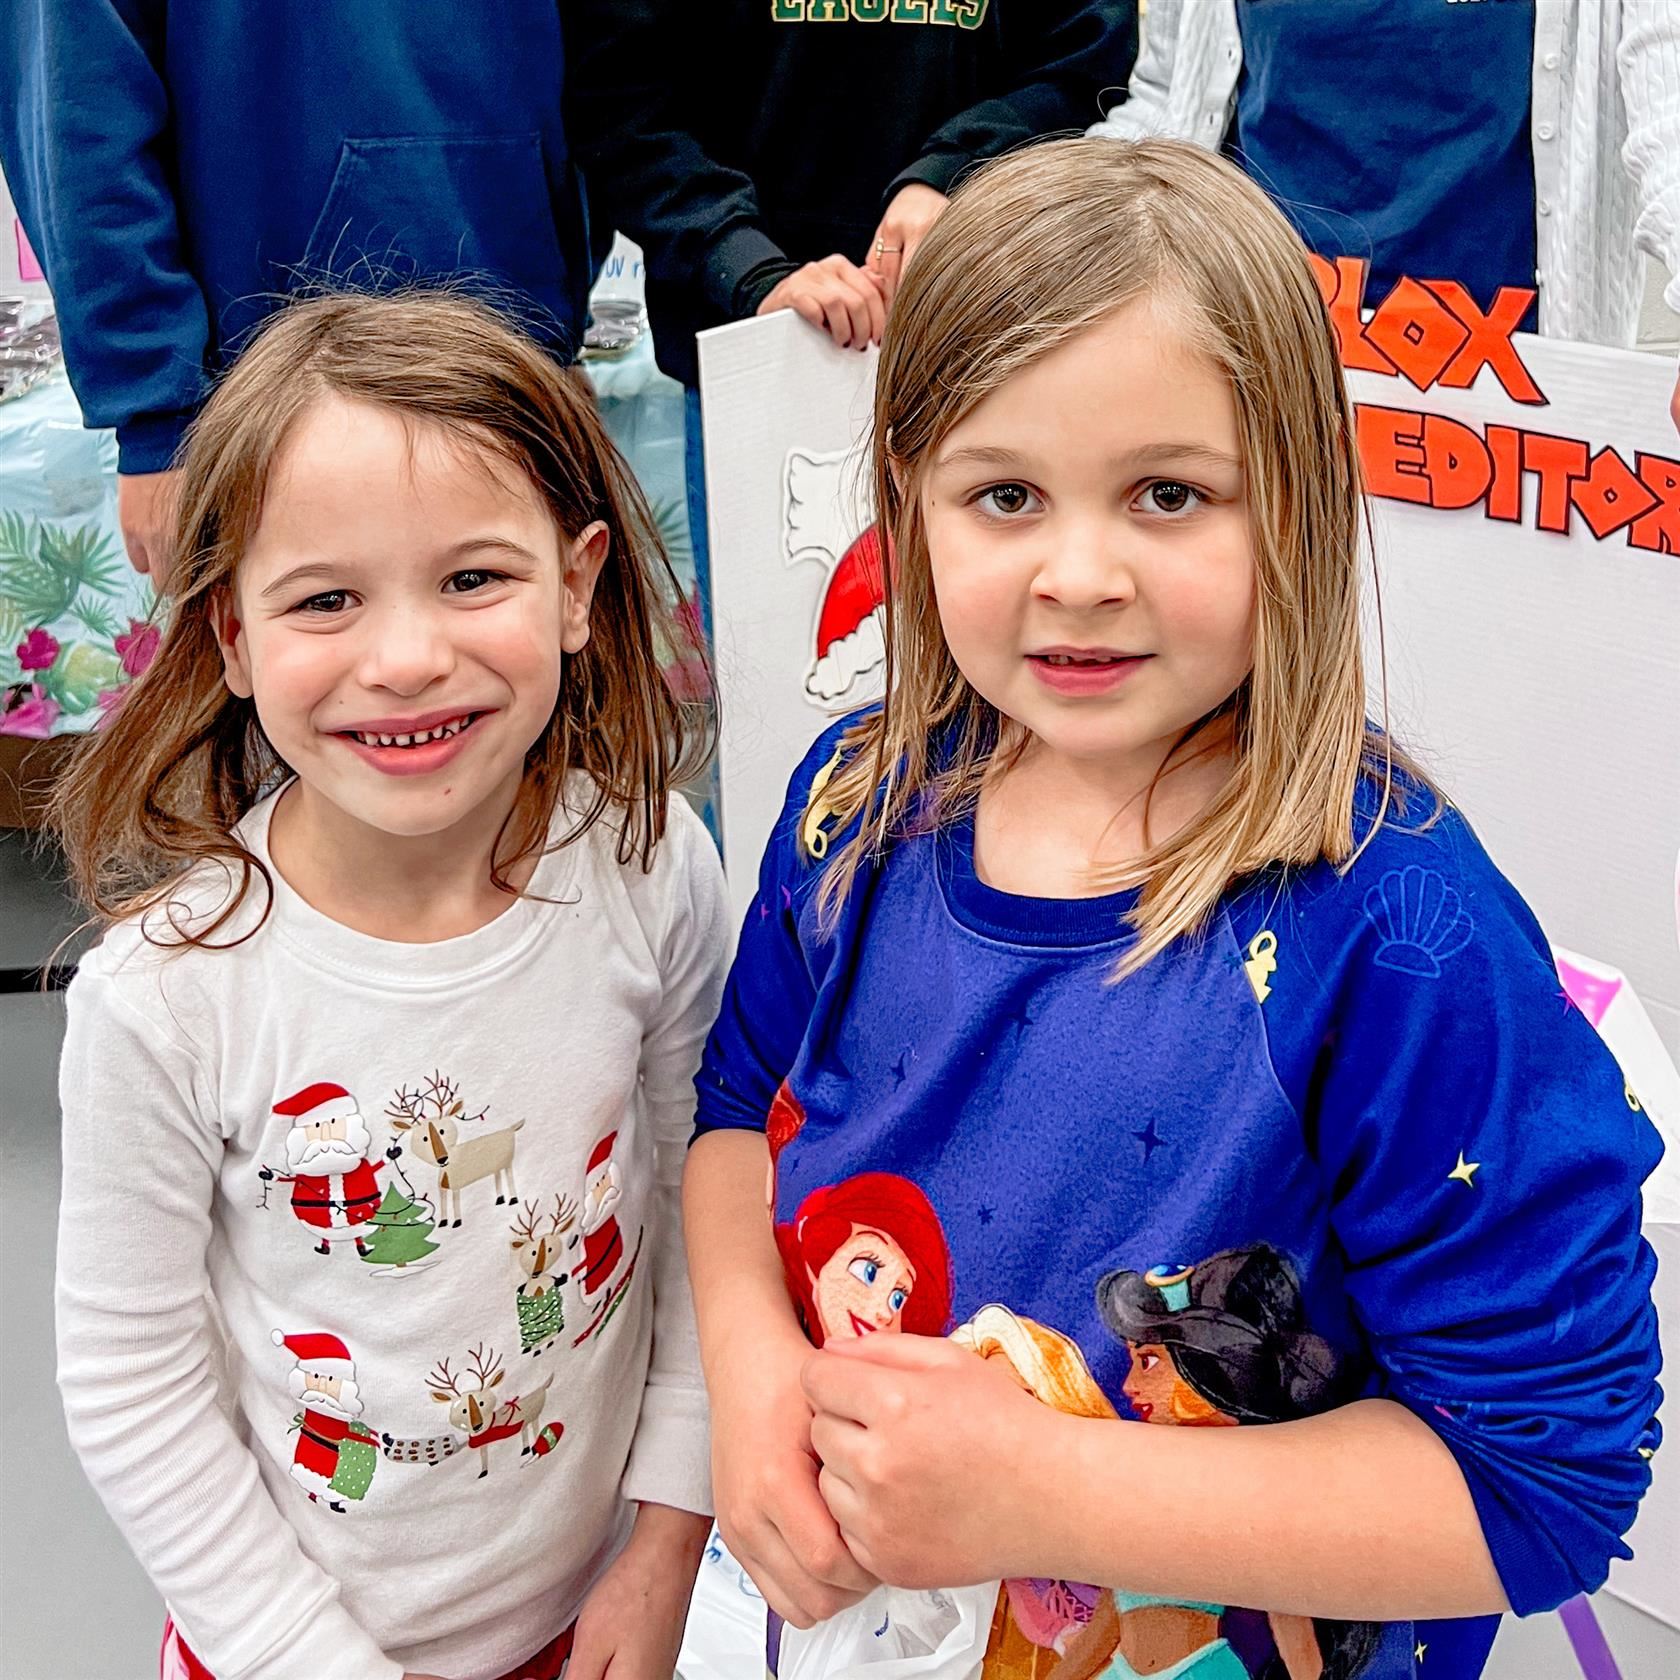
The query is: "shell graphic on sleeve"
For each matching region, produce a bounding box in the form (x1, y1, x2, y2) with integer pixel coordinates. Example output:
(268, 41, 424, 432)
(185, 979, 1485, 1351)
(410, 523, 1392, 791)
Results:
(1362, 866, 1475, 978)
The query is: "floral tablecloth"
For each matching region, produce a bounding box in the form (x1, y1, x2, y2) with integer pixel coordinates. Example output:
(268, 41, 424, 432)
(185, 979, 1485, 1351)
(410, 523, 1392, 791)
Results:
(0, 371, 156, 738)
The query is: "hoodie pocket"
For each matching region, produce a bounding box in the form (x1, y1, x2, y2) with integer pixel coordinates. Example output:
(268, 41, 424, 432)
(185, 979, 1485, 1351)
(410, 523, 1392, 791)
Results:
(302, 134, 571, 318)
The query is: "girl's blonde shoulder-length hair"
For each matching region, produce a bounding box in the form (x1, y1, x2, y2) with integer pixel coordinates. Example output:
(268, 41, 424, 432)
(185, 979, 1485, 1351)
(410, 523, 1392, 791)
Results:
(814, 135, 1434, 974)
(50, 289, 710, 950)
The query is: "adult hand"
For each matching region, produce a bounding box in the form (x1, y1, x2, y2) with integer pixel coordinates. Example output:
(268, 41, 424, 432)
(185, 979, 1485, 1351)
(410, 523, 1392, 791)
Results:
(758, 257, 886, 351)
(566, 1503, 711, 1679)
(865, 183, 949, 311)
(713, 1324, 878, 1627)
(117, 469, 182, 588)
(804, 1333, 1056, 1590)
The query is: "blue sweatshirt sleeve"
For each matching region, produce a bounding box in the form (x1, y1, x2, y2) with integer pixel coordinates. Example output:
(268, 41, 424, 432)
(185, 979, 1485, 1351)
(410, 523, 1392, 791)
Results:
(1239, 810, 1663, 1616)
(694, 717, 861, 1140)
(1, 0, 210, 470)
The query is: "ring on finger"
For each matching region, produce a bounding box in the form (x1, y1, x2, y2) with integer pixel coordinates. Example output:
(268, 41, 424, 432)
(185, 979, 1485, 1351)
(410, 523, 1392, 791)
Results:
(875, 240, 904, 256)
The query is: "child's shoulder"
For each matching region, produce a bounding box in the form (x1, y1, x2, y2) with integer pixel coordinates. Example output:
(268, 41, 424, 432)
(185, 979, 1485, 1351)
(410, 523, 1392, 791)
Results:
(1228, 771, 1554, 991)
(69, 853, 272, 1030)
(757, 707, 880, 892)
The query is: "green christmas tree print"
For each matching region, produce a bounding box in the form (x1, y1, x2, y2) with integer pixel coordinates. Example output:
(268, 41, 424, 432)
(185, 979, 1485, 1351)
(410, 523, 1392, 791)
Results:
(360, 1183, 439, 1268)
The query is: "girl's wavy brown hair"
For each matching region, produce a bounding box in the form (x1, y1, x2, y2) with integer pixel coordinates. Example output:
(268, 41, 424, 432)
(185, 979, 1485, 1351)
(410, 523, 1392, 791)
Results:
(813, 137, 1431, 974)
(50, 289, 711, 948)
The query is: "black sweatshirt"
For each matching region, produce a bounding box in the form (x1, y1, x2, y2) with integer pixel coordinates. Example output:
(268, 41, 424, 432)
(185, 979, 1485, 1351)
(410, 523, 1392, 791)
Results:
(568, 0, 1138, 386)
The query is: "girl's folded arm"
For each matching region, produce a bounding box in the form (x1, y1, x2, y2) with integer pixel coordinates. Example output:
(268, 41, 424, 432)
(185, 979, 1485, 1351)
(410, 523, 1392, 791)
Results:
(56, 964, 399, 1680)
(1035, 830, 1661, 1621)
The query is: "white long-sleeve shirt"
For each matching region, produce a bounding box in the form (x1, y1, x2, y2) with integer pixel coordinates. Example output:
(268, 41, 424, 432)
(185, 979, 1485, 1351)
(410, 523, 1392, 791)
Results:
(1089, 0, 1680, 344)
(56, 787, 729, 1680)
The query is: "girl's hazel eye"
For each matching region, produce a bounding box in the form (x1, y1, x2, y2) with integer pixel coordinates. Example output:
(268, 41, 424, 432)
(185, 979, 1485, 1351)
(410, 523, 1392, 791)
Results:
(295, 590, 350, 616)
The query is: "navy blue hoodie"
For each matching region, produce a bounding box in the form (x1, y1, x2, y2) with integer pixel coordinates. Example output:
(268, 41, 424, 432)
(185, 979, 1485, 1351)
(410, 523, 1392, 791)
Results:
(1, 1, 590, 472)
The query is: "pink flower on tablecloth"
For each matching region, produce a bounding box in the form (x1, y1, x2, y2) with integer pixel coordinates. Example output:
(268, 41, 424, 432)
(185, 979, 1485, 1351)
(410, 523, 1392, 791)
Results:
(16, 627, 60, 671)
(115, 618, 161, 678)
(95, 687, 129, 730)
(0, 683, 61, 738)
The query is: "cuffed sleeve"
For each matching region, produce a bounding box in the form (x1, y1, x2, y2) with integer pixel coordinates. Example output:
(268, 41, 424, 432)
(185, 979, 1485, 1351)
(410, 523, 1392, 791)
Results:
(567, 0, 788, 322)
(0, 0, 211, 459)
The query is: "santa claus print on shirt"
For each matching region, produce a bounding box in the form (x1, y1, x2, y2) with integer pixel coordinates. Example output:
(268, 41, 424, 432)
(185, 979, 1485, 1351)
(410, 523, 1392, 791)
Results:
(258, 1083, 400, 1258)
(272, 1330, 381, 1512)
(570, 1131, 644, 1347)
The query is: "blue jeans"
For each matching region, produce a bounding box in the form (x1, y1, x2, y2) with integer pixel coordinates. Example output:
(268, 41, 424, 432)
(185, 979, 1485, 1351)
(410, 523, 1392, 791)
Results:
(683, 383, 712, 641)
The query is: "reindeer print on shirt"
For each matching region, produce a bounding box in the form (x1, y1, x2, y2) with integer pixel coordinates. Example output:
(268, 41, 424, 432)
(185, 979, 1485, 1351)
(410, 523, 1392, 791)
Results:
(386, 1071, 524, 1229)
(419, 1343, 562, 1478)
(510, 1196, 578, 1356)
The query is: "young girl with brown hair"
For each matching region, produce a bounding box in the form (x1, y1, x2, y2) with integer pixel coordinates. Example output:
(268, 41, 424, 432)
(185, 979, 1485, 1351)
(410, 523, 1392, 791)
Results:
(685, 139, 1662, 1680)
(51, 291, 727, 1680)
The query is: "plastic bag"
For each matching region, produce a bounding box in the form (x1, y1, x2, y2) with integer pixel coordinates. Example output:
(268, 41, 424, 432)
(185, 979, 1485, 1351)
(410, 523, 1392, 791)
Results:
(777, 1582, 999, 1680)
(676, 1527, 768, 1680)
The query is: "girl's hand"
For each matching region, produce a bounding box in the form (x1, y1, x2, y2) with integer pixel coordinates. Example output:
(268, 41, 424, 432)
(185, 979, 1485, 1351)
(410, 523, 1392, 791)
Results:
(803, 1334, 1055, 1590)
(864, 184, 949, 310)
(713, 1324, 878, 1628)
(757, 256, 886, 350)
(566, 1503, 711, 1679)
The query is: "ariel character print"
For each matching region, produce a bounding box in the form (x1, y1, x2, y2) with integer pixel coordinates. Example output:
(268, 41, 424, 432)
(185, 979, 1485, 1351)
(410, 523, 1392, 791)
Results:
(775, 1172, 953, 1347)
(949, 1306, 1117, 1679)
(1080, 1245, 1379, 1680)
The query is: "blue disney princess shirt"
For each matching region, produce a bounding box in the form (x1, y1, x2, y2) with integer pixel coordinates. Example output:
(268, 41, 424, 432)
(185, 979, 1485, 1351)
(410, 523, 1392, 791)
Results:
(696, 716, 1663, 1680)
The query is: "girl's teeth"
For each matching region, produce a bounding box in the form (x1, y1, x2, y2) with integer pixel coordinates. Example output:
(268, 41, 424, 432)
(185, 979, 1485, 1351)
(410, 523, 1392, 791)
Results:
(352, 716, 471, 748)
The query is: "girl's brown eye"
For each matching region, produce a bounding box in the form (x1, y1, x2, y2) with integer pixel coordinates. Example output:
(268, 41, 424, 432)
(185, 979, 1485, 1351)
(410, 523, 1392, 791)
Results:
(984, 483, 1032, 515)
(1147, 481, 1195, 514)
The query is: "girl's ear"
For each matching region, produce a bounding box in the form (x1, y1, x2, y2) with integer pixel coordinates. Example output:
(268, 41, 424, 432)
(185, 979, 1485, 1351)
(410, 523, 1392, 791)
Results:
(210, 587, 254, 698)
(560, 519, 610, 655)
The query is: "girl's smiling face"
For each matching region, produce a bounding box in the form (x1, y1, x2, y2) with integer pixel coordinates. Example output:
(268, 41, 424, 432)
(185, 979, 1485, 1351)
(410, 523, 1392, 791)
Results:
(217, 395, 605, 846)
(813, 1225, 916, 1340)
(918, 296, 1256, 786)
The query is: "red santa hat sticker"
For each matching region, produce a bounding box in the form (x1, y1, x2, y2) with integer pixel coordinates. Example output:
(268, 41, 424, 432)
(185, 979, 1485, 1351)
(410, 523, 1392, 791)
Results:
(587, 1132, 618, 1175)
(272, 1082, 358, 1125)
(271, 1329, 353, 1375)
(783, 446, 886, 707)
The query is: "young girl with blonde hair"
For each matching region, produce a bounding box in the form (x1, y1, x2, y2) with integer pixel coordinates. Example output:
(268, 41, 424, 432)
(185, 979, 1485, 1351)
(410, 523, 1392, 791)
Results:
(685, 138, 1661, 1680)
(52, 291, 727, 1680)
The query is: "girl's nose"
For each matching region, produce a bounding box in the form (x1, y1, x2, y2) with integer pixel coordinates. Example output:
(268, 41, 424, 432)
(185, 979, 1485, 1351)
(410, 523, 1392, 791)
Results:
(1033, 518, 1136, 610)
(355, 603, 456, 696)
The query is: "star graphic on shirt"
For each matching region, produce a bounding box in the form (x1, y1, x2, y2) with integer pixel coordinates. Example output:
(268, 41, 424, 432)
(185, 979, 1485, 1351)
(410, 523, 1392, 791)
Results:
(757, 897, 771, 921)
(1002, 1000, 1037, 1043)
(1556, 986, 1580, 1015)
(780, 884, 794, 912)
(1448, 1151, 1480, 1188)
(977, 1204, 995, 1227)
(1414, 1641, 1427, 1665)
(891, 1050, 911, 1088)
(1133, 1119, 1166, 1164)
